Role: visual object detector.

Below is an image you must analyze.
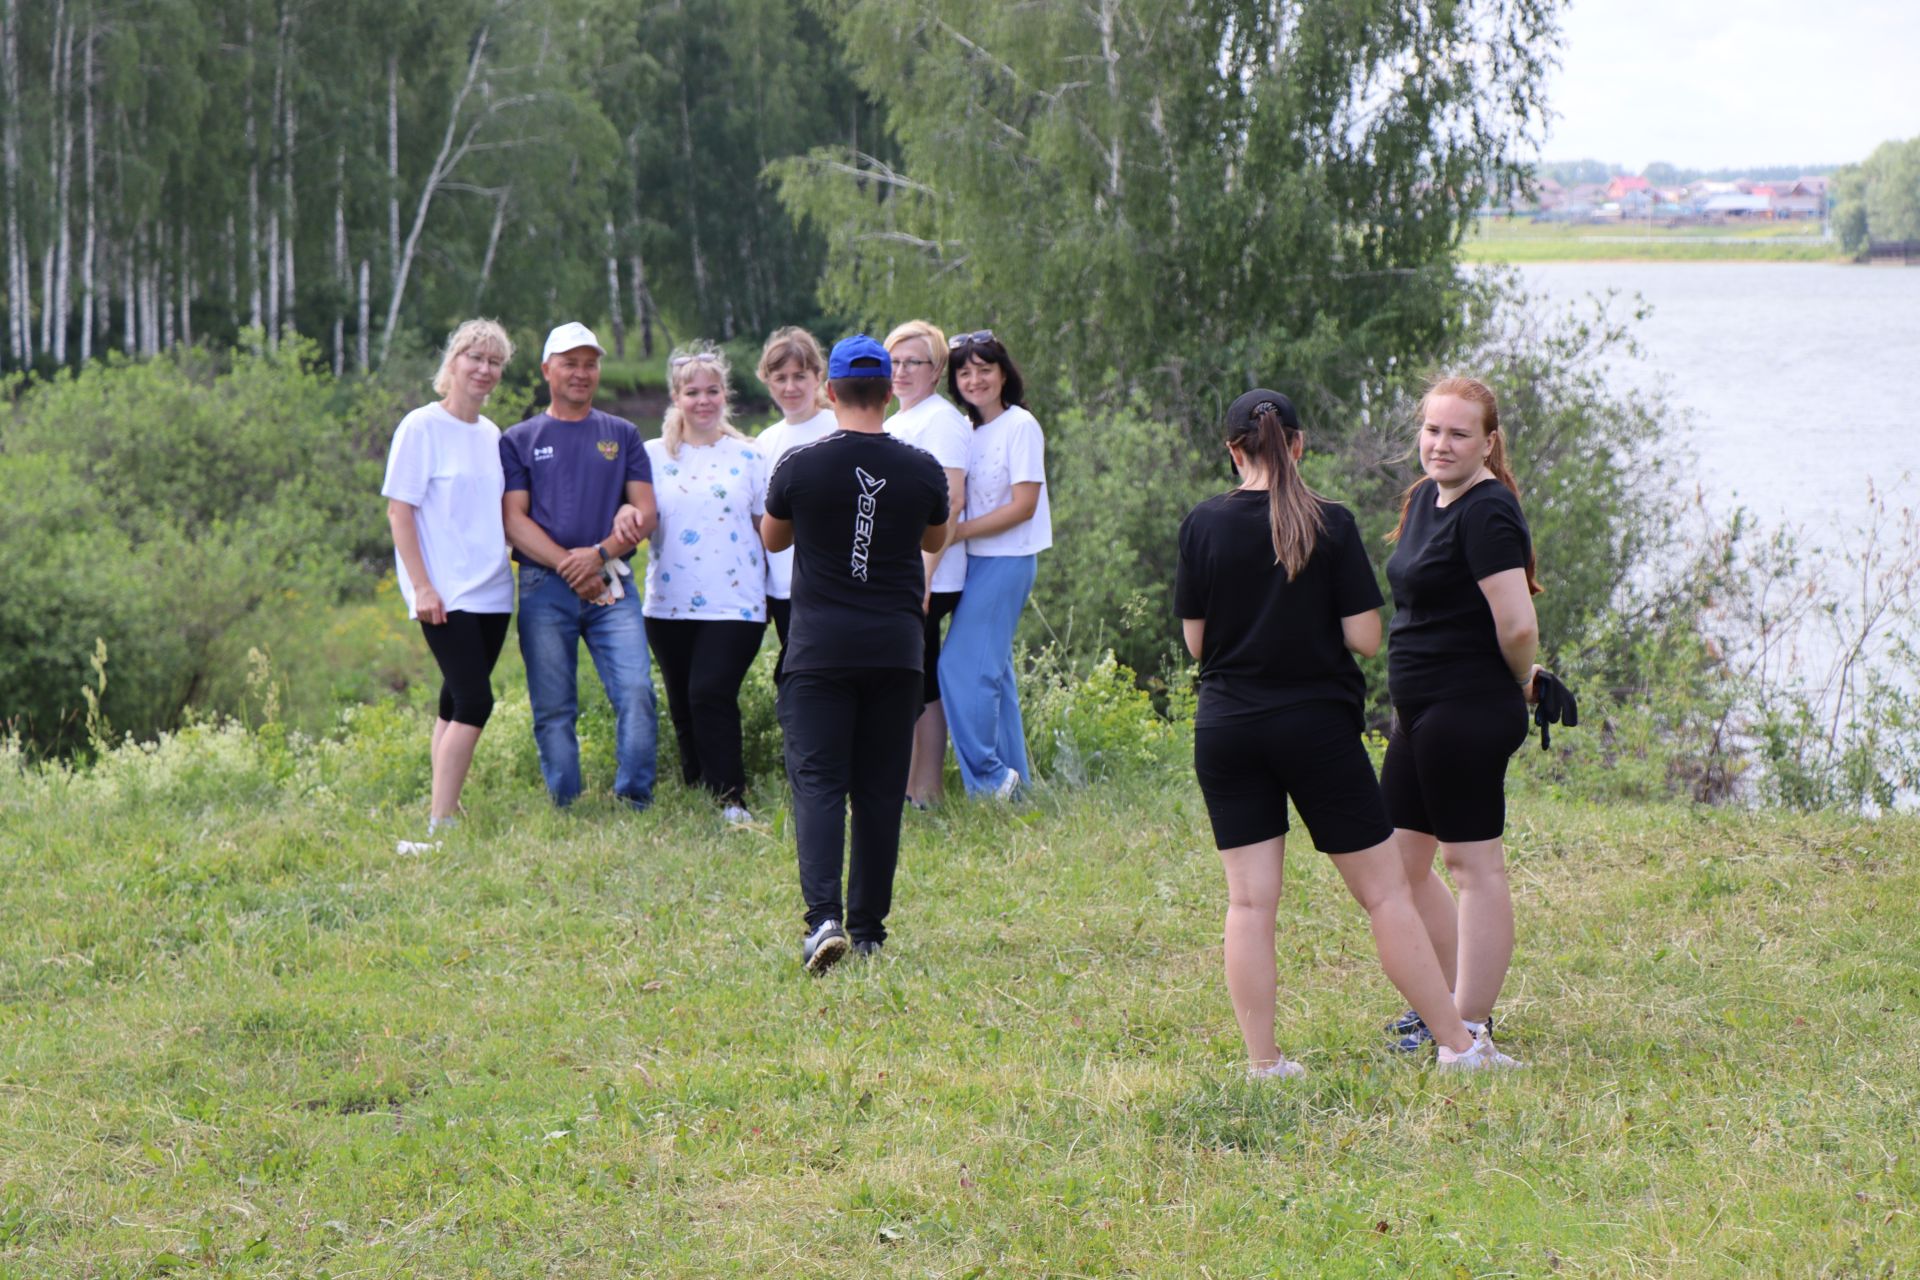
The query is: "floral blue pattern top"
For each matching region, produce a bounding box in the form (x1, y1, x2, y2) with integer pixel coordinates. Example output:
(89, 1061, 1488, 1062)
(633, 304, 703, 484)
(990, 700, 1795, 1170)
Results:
(642, 434, 769, 621)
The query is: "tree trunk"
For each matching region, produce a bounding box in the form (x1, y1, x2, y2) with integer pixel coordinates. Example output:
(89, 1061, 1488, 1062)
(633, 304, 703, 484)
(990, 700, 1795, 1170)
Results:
(278, 7, 296, 341)
(38, 0, 64, 358)
(51, 12, 74, 365)
(628, 252, 648, 357)
(177, 222, 191, 348)
(332, 147, 346, 376)
(78, 18, 94, 364)
(379, 26, 491, 366)
(355, 257, 368, 371)
(604, 217, 624, 358)
(387, 54, 400, 281)
(1, 0, 23, 366)
(245, 21, 262, 338)
(474, 187, 507, 308)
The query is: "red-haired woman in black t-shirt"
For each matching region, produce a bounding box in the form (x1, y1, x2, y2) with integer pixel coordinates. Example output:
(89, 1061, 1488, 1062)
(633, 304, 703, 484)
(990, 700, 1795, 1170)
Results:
(1176, 389, 1512, 1077)
(1379, 375, 1542, 1062)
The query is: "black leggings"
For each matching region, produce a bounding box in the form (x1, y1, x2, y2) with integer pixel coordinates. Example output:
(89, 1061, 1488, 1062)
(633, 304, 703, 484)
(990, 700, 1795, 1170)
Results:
(419, 611, 512, 728)
(1380, 685, 1530, 843)
(645, 616, 767, 803)
(920, 590, 962, 706)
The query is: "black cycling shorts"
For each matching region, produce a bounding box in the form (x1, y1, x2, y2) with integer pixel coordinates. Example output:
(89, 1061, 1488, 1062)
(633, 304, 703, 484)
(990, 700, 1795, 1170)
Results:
(1192, 701, 1393, 854)
(1380, 685, 1530, 843)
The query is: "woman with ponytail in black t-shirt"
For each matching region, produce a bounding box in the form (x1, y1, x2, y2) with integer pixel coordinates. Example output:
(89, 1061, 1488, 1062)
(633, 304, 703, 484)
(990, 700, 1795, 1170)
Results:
(1379, 375, 1540, 1063)
(1175, 390, 1512, 1078)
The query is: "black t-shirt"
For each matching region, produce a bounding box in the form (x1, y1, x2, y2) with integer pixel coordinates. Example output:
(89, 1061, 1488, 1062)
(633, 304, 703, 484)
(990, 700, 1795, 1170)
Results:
(1384, 477, 1532, 705)
(765, 430, 948, 674)
(1174, 491, 1384, 727)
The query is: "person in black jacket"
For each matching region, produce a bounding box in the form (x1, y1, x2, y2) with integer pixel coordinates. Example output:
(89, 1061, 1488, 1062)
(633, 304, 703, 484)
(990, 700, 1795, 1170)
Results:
(1378, 375, 1542, 1062)
(1176, 389, 1511, 1076)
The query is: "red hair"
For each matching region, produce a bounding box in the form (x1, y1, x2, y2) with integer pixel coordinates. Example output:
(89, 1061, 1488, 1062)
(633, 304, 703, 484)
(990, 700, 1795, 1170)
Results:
(1386, 376, 1542, 596)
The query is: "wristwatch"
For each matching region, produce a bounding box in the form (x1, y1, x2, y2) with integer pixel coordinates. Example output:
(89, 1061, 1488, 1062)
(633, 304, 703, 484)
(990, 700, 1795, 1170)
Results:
(595, 543, 609, 562)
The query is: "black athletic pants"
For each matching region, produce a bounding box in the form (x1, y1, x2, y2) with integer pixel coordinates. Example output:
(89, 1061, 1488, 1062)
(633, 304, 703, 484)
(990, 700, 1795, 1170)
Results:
(419, 610, 512, 728)
(768, 596, 792, 684)
(644, 616, 767, 804)
(778, 666, 922, 943)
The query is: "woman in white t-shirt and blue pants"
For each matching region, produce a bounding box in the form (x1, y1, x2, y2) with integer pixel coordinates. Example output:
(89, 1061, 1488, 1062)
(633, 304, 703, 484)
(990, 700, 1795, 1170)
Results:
(937, 331, 1052, 797)
(642, 342, 770, 823)
(883, 319, 974, 806)
(380, 320, 518, 848)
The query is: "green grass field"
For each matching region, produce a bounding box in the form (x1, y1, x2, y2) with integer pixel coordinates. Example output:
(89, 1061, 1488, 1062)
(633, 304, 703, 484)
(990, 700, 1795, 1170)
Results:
(1, 714, 1916, 1277)
(1465, 218, 1848, 264)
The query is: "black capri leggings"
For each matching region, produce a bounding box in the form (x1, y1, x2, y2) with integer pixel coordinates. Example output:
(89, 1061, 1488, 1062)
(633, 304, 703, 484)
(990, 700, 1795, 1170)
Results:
(419, 611, 512, 728)
(920, 590, 962, 706)
(645, 616, 768, 804)
(1380, 685, 1530, 843)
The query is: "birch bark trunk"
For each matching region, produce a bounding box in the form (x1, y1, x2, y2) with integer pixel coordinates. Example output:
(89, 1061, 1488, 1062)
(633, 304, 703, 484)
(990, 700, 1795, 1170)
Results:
(78, 19, 94, 363)
(603, 218, 624, 358)
(355, 257, 368, 371)
(52, 14, 74, 365)
(277, 6, 296, 341)
(0, 0, 22, 366)
(332, 147, 346, 375)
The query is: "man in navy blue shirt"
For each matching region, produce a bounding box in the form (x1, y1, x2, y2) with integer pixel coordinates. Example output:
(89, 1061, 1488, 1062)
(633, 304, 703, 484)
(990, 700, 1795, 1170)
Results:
(501, 322, 660, 809)
(762, 335, 949, 972)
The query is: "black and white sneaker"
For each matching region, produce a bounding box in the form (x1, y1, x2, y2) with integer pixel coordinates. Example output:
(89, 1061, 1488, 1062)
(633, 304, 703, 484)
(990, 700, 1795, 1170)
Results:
(1385, 1008, 1425, 1035)
(1388, 1009, 1493, 1054)
(802, 919, 850, 974)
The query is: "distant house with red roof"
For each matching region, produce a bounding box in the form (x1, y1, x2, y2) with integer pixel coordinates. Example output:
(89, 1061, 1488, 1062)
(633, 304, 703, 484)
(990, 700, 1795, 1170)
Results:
(1606, 175, 1652, 201)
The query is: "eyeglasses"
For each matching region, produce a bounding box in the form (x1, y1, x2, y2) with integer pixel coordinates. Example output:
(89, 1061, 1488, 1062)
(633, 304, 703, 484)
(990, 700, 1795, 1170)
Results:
(895, 357, 934, 371)
(669, 351, 723, 369)
(947, 329, 995, 351)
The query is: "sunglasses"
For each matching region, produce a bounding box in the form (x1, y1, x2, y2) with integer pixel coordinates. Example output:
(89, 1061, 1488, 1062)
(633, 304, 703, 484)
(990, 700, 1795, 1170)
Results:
(946, 329, 996, 351)
(669, 351, 723, 369)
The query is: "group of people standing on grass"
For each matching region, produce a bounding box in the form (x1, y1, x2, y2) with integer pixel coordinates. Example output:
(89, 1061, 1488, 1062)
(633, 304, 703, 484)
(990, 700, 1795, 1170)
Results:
(381, 318, 1049, 966)
(383, 313, 1547, 1074)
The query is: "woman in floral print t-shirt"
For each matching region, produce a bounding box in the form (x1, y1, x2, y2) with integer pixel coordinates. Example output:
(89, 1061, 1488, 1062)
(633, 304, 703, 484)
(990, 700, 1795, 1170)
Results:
(642, 342, 769, 822)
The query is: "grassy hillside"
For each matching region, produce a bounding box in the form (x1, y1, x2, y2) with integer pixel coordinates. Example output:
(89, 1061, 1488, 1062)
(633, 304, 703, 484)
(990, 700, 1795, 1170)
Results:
(0, 703, 1915, 1277)
(1465, 218, 1847, 264)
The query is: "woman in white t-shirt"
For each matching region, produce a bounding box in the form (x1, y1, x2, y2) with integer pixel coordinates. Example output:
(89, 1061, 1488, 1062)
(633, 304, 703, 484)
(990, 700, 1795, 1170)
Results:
(753, 327, 838, 682)
(936, 331, 1052, 797)
(380, 319, 518, 849)
(643, 341, 769, 823)
(883, 319, 972, 807)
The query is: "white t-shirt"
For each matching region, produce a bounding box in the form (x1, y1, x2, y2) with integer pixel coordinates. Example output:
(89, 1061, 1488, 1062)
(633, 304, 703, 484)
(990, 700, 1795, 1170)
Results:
(380, 403, 514, 618)
(963, 404, 1053, 557)
(755, 408, 839, 598)
(885, 394, 972, 593)
(643, 433, 769, 621)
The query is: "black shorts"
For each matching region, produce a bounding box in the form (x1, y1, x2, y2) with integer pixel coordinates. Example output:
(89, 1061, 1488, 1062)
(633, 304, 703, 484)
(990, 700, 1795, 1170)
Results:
(1380, 686, 1530, 843)
(920, 590, 962, 706)
(1192, 702, 1392, 854)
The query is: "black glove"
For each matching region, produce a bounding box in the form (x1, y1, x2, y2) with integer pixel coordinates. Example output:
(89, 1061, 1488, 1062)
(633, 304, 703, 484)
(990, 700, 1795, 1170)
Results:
(1532, 670, 1579, 750)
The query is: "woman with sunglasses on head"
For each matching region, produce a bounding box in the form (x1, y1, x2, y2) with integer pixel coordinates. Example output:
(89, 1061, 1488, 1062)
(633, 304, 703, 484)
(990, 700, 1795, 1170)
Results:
(883, 320, 972, 807)
(1378, 375, 1540, 1060)
(753, 327, 838, 683)
(641, 341, 770, 825)
(1176, 389, 1513, 1077)
(937, 331, 1050, 798)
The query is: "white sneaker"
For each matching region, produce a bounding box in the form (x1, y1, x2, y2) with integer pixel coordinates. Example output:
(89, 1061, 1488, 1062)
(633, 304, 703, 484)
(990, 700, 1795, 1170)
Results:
(993, 768, 1022, 800)
(1436, 1030, 1523, 1071)
(1248, 1056, 1307, 1080)
(395, 839, 441, 856)
(721, 804, 754, 826)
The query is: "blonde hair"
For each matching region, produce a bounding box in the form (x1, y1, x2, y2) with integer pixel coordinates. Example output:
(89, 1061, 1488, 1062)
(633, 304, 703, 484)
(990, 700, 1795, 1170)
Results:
(754, 326, 829, 412)
(432, 318, 514, 398)
(884, 319, 949, 379)
(661, 340, 749, 459)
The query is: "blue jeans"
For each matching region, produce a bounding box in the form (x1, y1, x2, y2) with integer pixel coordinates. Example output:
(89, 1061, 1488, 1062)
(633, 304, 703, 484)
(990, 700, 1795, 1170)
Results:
(516, 564, 658, 808)
(937, 553, 1036, 793)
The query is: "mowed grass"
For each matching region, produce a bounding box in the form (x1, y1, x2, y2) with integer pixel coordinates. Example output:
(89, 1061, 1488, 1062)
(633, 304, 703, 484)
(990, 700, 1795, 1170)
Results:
(1464, 218, 1847, 264)
(1, 753, 1917, 1276)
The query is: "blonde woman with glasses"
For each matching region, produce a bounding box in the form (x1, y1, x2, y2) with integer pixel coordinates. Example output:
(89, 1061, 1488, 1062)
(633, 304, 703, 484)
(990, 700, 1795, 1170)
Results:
(640, 341, 770, 824)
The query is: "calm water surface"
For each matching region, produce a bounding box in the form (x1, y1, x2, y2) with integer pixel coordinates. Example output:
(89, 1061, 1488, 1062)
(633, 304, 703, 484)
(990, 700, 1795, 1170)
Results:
(1516, 262, 1920, 538)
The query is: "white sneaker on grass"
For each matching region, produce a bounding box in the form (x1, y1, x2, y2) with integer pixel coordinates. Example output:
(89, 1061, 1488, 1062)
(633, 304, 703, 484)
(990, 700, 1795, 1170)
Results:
(993, 768, 1022, 800)
(1248, 1056, 1307, 1080)
(1436, 1030, 1523, 1071)
(395, 838, 441, 856)
(721, 804, 754, 827)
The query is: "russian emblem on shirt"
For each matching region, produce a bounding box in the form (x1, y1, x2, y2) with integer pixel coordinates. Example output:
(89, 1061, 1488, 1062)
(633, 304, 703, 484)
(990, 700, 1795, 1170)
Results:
(597, 440, 620, 461)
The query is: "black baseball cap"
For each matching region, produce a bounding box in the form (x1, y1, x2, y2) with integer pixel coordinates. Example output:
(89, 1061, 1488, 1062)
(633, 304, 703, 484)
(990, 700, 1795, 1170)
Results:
(1226, 388, 1301, 434)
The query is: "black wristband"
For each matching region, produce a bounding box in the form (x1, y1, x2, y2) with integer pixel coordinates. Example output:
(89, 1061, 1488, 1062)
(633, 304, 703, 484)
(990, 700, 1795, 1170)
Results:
(595, 543, 609, 562)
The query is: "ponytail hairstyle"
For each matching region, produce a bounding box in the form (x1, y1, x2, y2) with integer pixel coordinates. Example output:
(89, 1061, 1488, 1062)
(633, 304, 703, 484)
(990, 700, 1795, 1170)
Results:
(1386, 375, 1542, 596)
(661, 340, 748, 459)
(1224, 388, 1325, 580)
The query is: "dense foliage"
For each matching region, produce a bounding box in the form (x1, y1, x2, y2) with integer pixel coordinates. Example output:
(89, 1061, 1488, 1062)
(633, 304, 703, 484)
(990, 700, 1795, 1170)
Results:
(1833, 135, 1920, 254)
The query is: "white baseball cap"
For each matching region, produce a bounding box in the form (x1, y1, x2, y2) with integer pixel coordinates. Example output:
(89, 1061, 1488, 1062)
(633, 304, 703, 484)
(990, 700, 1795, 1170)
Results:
(541, 321, 606, 362)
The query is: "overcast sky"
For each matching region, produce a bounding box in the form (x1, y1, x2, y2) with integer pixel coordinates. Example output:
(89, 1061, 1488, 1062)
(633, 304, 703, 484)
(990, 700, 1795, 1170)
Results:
(1538, 0, 1920, 170)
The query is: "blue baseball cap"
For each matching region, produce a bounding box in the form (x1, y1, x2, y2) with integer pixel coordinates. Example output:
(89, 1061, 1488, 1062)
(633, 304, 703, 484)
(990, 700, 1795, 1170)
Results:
(828, 334, 892, 379)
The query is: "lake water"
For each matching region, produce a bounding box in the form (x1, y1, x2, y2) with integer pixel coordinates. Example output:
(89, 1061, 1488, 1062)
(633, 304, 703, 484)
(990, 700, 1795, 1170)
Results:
(1515, 262, 1920, 540)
